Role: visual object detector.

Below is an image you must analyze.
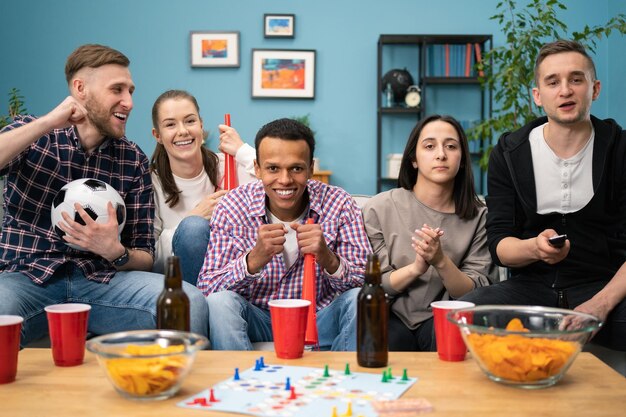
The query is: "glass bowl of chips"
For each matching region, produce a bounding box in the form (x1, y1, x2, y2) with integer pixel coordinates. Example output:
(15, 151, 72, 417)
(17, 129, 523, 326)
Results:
(86, 329, 208, 400)
(448, 305, 602, 389)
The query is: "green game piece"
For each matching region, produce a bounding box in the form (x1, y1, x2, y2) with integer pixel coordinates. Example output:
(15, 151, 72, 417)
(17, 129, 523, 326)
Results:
(344, 363, 351, 375)
(402, 368, 409, 381)
(381, 370, 389, 383)
(387, 367, 394, 379)
(323, 365, 330, 378)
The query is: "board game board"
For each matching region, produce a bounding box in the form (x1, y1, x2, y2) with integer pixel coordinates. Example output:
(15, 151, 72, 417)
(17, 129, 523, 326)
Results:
(178, 358, 417, 417)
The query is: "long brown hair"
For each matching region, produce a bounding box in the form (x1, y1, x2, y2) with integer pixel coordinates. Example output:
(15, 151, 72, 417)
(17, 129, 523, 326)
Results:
(150, 90, 219, 208)
(397, 114, 483, 220)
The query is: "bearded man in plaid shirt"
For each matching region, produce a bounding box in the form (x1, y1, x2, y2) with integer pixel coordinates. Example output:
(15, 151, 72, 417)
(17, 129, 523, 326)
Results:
(198, 118, 371, 351)
(0, 44, 209, 345)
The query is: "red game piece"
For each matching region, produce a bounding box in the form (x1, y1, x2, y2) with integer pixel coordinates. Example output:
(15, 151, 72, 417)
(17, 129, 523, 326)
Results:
(209, 388, 219, 402)
(189, 397, 208, 406)
(289, 386, 298, 400)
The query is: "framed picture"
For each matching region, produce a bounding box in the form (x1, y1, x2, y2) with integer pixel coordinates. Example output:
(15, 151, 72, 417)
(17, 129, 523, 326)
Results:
(264, 14, 295, 38)
(251, 49, 316, 99)
(190, 31, 240, 67)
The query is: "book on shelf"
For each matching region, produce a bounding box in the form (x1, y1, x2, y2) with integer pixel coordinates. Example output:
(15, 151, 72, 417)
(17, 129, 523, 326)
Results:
(426, 42, 484, 78)
(474, 43, 484, 77)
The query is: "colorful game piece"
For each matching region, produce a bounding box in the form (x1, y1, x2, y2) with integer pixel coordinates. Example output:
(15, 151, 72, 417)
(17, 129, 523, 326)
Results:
(344, 363, 351, 375)
(289, 386, 298, 400)
(260, 356, 267, 367)
(323, 365, 330, 377)
(285, 377, 291, 391)
(381, 370, 389, 383)
(331, 406, 338, 417)
(340, 401, 353, 417)
(387, 367, 394, 379)
(401, 369, 409, 381)
(254, 359, 262, 371)
(209, 388, 219, 403)
(233, 368, 240, 381)
(188, 397, 208, 406)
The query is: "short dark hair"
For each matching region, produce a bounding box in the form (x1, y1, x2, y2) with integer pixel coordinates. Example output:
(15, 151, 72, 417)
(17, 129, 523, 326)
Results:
(397, 114, 483, 220)
(254, 118, 315, 163)
(534, 39, 596, 85)
(65, 44, 130, 84)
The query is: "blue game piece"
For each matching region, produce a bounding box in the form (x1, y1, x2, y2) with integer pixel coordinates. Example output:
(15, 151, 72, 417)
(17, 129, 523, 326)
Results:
(254, 359, 262, 371)
(260, 356, 267, 367)
(285, 377, 291, 391)
(234, 367, 240, 381)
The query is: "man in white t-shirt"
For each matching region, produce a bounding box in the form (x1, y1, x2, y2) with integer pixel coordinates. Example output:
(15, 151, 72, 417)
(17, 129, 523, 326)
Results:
(462, 40, 626, 351)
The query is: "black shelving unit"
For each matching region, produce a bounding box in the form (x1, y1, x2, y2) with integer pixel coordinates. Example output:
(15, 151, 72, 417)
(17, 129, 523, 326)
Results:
(376, 34, 492, 193)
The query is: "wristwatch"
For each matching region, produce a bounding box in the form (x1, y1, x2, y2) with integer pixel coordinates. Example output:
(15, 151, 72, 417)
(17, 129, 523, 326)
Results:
(112, 247, 130, 267)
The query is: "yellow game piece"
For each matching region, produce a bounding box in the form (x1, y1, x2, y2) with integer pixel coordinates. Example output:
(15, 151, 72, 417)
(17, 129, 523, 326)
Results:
(340, 401, 353, 417)
(331, 405, 338, 417)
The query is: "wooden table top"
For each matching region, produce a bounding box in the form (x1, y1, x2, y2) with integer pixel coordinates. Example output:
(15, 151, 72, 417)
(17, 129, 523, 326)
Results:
(2, 349, 625, 417)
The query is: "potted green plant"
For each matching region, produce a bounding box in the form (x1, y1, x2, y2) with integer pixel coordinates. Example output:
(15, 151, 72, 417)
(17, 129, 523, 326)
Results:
(1, 88, 27, 224)
(470, 0, 626, 167)
(0, 88, 26, 129)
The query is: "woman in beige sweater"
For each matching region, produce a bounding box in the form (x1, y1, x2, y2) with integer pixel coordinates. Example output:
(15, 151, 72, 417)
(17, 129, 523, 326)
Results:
(362, 115, 496, 351)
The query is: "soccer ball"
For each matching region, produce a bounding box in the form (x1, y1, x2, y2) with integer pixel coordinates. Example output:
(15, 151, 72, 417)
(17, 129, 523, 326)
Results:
(51, 178, 126, 251)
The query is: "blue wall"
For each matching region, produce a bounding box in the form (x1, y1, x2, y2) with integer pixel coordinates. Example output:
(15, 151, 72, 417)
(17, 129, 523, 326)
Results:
(1, 0, 624, 195)
(609, 1, 626, 123)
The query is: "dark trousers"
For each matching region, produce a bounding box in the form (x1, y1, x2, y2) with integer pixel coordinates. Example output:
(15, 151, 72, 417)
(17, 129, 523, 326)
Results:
(459, 277, 626, 351)
(388, 310, 436, 352)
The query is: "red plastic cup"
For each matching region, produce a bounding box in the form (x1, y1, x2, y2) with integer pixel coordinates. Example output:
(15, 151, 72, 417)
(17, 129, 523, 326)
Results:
(268, 299, 310, 359)
(431, 300, 475, 361)
(0, 315, 23, 384)
(44, 303, 91, 367)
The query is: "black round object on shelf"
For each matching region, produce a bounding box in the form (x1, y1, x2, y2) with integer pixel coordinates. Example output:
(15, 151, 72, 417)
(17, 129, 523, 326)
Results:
(381, 68, 414, 102)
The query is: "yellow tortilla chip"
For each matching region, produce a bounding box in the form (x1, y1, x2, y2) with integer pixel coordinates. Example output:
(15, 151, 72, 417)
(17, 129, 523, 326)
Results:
(104, 344, 188, 396)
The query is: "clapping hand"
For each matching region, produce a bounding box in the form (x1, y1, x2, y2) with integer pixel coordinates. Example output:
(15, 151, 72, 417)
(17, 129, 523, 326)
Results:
(412, 224, 445, 268)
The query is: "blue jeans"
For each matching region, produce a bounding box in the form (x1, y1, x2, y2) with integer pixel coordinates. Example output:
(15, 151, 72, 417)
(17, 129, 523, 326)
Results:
(172, 216, 211, 286)
(0, 264, 209, 346)
(206, 288, 360, 351)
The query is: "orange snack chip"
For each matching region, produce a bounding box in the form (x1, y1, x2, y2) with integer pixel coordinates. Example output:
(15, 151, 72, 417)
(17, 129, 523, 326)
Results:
(103, 344, 188, 396)
(467, 318, 577, 382)
(505, 318, 528, 332)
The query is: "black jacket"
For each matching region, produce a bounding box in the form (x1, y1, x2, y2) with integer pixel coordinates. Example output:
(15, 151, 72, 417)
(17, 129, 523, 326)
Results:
(485, 116, 626, 288)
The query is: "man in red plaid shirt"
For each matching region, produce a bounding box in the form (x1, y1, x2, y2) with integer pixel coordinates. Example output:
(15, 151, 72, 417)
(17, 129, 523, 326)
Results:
(198, 118, 371, 350)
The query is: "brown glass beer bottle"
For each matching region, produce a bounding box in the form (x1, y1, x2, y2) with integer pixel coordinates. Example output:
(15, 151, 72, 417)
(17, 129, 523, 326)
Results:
(157, 256, 190, 331)
(357, 253, 388, 367)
